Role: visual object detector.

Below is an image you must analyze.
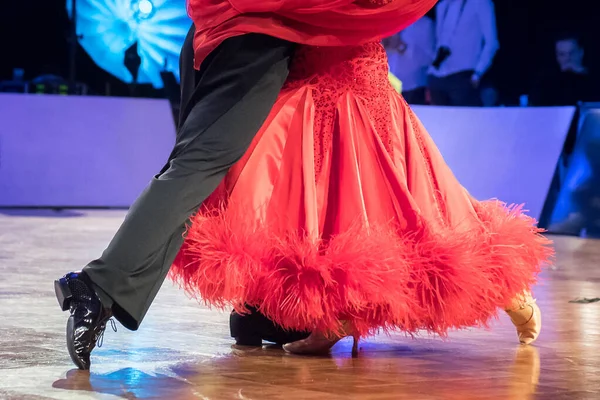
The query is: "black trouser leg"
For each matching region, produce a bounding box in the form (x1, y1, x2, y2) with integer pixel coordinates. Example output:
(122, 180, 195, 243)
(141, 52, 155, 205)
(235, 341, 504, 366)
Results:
(177, 24, 198, 131)
(83, 33, 294, 330)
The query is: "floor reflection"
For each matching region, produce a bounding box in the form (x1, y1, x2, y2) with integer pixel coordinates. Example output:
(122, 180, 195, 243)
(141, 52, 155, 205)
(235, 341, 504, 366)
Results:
(52, 344, 541, 399)
(508, 346, 541, 399)
(52, 368, 196, 399)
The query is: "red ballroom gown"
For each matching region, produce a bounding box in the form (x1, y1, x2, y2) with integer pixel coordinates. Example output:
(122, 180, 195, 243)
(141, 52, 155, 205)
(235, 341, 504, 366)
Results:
(170, 0, 553, 337)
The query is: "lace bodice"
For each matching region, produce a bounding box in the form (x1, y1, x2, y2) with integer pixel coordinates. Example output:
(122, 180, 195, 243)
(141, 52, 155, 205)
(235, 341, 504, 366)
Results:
(285, 42, 390, 95)
(283, 42, 395, 174)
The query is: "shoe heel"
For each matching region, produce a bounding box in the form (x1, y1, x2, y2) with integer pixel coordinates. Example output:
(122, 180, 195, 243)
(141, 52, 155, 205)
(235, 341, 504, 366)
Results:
(352, 336, 359, 357)
(54, 278, 72, 311)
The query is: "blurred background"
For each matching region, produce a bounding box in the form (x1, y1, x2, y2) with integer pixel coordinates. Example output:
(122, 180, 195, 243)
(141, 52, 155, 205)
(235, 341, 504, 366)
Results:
(3, 1, 599, 103)
(1, 0, 599, 237)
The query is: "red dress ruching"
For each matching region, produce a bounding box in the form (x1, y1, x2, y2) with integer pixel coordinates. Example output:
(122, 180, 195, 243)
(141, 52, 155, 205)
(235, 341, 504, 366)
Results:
(188, 0, 438, 68)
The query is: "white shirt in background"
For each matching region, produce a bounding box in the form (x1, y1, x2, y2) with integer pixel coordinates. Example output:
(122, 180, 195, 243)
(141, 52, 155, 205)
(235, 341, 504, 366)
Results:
(428, 0, 499, 78)
(387, 17, 435, 92)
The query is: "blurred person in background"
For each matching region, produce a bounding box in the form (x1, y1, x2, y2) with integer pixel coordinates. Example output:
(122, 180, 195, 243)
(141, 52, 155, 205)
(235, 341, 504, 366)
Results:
(529, 33, 600, 106)
(428, 0, 499, 106)
(383, 15, 435, 104)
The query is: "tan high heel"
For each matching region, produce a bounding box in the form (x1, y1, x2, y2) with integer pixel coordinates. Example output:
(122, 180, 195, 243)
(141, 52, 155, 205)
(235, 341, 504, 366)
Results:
(282, 322, 359, 356)
(506, 298, 541, 345)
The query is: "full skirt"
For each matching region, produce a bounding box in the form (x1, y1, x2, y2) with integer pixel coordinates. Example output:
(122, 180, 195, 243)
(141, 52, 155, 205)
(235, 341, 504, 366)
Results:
(170, 85, 552, 337)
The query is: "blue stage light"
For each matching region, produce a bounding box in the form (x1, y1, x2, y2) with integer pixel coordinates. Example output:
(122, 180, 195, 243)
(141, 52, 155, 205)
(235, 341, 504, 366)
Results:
(138, 0, 154, 16)
(66, 0, 190, 88)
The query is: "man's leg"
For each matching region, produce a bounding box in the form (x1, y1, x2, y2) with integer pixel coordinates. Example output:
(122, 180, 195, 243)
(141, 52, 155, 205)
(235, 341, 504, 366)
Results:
(55, 33, 295, 369)
(86, 34, 294, 329)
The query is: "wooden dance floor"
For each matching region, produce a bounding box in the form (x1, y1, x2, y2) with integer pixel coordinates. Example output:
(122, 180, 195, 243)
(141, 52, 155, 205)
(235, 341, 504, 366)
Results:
(1, 210, 599, 399)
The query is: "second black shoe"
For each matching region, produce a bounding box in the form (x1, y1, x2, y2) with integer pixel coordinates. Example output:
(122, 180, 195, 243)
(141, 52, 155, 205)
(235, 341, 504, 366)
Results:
(230, 307, 310, 346)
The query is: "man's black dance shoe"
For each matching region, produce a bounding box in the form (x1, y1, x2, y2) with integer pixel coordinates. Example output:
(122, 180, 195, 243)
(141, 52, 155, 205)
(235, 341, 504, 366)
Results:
(54, 272, 114, 370)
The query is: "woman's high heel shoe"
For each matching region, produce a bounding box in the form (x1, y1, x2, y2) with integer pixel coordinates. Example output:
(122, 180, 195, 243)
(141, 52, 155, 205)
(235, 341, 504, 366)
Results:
(282, 323, 359, 356)
(506, 298, 541, 345)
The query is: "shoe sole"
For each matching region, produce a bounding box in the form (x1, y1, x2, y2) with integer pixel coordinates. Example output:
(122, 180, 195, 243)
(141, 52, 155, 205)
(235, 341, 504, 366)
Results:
(54, 277, 72, 312)
(234, 335, 263, 347)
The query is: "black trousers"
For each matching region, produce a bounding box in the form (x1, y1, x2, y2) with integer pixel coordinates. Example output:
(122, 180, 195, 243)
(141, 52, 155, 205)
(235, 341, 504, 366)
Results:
(83, 26, 295, 330)
(428, 70, 482, 107)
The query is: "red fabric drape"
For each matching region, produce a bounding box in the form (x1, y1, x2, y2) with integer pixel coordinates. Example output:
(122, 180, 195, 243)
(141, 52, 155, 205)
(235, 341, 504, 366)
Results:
(189, 0, 438, 68)
(229, 0, 355, 13)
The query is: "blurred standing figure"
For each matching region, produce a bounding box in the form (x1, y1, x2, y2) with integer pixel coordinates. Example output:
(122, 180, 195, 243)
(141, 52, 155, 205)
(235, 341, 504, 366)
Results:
(530, 33, 600, 106)
(384, 15, 435, 104)
(428, 0, 499, 106)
